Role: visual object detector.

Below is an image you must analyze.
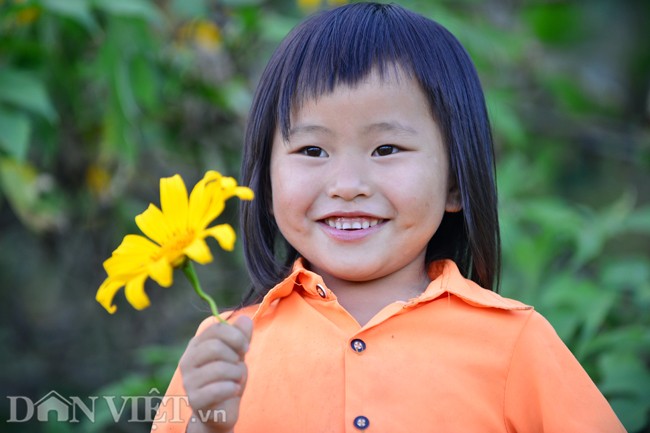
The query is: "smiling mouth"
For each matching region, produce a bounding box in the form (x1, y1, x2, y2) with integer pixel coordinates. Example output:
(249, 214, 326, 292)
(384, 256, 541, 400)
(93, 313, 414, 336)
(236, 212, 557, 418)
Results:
(323, 217, 382, 230)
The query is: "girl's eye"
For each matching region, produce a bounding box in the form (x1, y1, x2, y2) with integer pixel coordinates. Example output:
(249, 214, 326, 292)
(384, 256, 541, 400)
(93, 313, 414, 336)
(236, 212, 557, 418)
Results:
(299, 146, 328, 157)
(372, 145, 399, 156)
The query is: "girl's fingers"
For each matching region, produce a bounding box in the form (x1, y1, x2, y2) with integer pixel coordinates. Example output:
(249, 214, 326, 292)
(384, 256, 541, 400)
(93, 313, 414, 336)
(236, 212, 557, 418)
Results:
(189, 361, 247, 388)
(232, 316, 253, 346)
(183, 317, 253, 368)
(191, 381, 242, 410)
(189, 337, 241, 366)
(198, 319, 252, 356)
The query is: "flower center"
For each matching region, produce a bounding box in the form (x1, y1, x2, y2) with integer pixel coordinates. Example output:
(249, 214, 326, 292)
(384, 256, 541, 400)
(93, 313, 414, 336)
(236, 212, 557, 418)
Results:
(151, 229, 196, 263)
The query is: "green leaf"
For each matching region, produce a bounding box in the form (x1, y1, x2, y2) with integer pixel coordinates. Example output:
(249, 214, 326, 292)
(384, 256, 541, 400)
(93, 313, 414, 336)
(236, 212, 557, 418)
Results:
(41, 0, 98, 30)
(0, 158, 66, 232)
(524, 3, 584, 45)
(485, 89, 526, 148)
(0, 107, 31, 160)
(624, 205, 650, 234)
(219, 0, 263, 5)
(170, 0, 208, 19)
(131, 56, 158, 110)
(91, 0, 162, 24)
(599, 352, 650, 398)
(609, 398, 649, 433)
(598, 352, 650, 431)
(0, 69, 57, 122)
(114, 60, 138, 118)
(582, 326, 650, 359)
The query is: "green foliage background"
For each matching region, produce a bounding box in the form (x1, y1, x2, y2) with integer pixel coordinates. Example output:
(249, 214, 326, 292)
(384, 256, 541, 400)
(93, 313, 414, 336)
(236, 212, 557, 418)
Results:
(0, 0, 648, 431)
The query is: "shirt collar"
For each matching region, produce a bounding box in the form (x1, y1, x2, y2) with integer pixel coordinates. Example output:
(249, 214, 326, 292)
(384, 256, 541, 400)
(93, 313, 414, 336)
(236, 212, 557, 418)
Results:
(253, 258, 530, 319)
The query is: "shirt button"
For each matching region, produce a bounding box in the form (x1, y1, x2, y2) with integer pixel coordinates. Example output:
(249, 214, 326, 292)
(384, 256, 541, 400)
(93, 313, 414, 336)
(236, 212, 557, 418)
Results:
(353, 415, 370, 430)
(315, 284, 327, 298)
(350, 338, 366, 353)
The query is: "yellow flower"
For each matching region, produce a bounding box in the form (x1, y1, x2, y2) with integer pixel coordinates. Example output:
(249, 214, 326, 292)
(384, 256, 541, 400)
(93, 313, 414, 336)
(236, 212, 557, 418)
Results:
(297, 0, 321, 12)
(177, 20, 221, 52)
(96, 171, 253, 314)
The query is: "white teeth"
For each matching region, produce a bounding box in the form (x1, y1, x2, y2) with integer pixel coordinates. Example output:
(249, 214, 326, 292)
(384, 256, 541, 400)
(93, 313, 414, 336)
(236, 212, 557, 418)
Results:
(325, 217, 380, 230)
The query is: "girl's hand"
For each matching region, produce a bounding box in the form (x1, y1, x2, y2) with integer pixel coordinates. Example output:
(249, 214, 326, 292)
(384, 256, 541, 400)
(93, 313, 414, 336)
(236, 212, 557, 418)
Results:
(180, 316, 253, 433)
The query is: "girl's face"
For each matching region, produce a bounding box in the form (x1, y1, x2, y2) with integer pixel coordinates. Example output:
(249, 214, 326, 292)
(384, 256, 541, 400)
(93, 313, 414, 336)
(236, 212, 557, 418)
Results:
(270, 69, 461, 286)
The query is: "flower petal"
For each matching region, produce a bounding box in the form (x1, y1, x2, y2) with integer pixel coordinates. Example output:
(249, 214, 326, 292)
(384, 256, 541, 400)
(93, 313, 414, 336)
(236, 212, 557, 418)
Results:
(124, 273, 150, 310)
(219, 176, 237, 199)
(188, 171, 225, 230)
(233, 186, 254, 200)
(111, 234, 159, 257)
(96, 278, 125, 314)
(184, 238, 213, 264)
(135, 204, 171, 245)
(104, 235, 159, 278)
(148, 258, 173, 287)
(205, 224, 236, 251)
(160, 174, 189, 232)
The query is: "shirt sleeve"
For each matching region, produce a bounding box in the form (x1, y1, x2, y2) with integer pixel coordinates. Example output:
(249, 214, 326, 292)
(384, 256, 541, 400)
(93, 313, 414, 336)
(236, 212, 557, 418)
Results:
(504, 311, 626, 432)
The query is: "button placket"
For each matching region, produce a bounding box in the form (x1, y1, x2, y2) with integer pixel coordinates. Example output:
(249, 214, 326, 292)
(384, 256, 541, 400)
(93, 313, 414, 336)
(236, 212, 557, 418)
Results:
(346, 336, 369, 431)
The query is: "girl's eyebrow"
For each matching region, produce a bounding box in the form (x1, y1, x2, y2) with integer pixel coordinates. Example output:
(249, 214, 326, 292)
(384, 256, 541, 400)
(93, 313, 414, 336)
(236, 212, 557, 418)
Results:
(288, 124, 333, 138)
(288, 121, 417, 138)
(363, 121, 418, 135)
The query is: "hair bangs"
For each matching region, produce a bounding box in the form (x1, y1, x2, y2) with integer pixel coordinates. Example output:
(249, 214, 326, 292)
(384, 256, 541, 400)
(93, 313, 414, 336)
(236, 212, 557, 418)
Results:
(275, 3, 424, 139)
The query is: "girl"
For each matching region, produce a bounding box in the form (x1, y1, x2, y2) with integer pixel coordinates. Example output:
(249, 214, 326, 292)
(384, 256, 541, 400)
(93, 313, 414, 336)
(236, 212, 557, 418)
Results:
(153, 3, 625, 432)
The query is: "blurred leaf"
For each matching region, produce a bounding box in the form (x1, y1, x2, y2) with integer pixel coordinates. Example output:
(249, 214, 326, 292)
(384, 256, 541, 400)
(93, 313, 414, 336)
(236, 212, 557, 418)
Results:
(601, 258, 650, 291)
(540, 74, 593, 113)
(259, 12, 300, 43)
(91, 0, 162, 23)
(520, 198, 584, 238)
(136, 344, 185, 368)
(573, 194, 635, 266)
(496, 154, 543, 200)
(599, 352, 650, 397)
(609, 398, 649, 433)
(0, 107, 30, 160)
(219, 0, 263, 6)
(114, 59, 139, 118)
(538, 277, 583, 339)
(44, 420, 75, 433)
(0, 158, 66, 232)
(624, 205, 650, 233)
(524, 2, 584, 45)
(220, 78, 253, 116)
(599, 352, 650, 430)
(0, 69, 57, 122)
(131, 55, 158, 110)
(486, 89, 526, 147)
(41, 0, 98, 30)
(582, 325, 650, 358)
(171, 0, 208, 18)
(101, 104, 137, 163)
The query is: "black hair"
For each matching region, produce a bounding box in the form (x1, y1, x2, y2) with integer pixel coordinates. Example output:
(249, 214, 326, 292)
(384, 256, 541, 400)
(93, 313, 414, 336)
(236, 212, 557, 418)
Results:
(240, 2, 500, 304)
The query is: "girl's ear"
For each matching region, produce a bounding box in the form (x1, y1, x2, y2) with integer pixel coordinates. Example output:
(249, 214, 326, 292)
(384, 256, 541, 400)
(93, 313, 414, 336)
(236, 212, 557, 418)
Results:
(445, 177, 462, 213)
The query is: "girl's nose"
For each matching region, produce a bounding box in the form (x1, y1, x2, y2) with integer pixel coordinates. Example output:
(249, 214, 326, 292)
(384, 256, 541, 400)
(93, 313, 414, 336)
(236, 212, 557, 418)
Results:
(326, 157, 372, 201)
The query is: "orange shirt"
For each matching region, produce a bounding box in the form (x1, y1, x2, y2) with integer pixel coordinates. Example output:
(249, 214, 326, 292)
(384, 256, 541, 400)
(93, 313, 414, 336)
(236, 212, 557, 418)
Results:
(152, 259, 625, 432)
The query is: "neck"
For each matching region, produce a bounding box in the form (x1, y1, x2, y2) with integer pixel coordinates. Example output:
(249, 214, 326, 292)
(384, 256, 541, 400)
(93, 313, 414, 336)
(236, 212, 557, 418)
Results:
(311, 262, 431, 327)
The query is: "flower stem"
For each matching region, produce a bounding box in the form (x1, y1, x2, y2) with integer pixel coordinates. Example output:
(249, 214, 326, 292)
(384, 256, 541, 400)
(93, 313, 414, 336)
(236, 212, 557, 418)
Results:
(181, 260, 227, 324)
